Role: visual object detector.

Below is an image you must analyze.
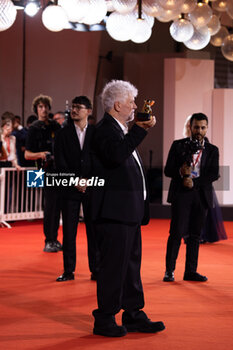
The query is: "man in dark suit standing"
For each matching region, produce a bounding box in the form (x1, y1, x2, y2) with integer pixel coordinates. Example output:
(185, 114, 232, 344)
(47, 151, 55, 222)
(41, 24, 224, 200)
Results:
(90, 80, 165, 337)
(54, 96, 99, 282)
(163, 113, 219, 283)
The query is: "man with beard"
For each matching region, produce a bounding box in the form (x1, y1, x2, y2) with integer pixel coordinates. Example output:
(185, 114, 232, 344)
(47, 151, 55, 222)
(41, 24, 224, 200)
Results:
(90, 80, 165, 337)
(163, 113, 219, 282)
(54, 96, 99, 282)
(25, 95, 62, 252)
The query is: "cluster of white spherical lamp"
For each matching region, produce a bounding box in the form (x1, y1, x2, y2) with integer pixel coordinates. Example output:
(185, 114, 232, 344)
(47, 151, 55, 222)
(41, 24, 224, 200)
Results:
(210, 0, 233, 62)
(139, 0, 233, 61)
(102, 0, 233, 52)
(40, 0, 153, 44)
(2, 0, 233, 61)
(106, 2, 154, 43)
(41, 0, 108, 32)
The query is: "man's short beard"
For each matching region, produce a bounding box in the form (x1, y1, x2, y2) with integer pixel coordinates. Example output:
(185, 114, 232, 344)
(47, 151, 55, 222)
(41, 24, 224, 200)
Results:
(71, 113, 80, 121)
(127, 113, 135, 123)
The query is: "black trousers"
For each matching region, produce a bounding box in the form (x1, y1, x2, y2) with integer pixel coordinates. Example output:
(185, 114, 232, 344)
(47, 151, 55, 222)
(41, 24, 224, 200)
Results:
(43, 187, 61, 243)
(61, 197, 99, 275)
(93, 221, 144, 323)
(166, 189, 207, 273)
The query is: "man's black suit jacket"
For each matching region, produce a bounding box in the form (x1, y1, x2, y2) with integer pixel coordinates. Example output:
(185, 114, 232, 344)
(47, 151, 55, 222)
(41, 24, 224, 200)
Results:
(90, 112, 149, 225)
(164, 137, 219, 208)
(54, 118, 94, 200)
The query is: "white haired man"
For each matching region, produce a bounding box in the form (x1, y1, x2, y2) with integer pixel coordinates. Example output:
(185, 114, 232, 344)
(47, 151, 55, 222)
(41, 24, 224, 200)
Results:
(53, 111, 65, 126)
(90, 80, 165, 337)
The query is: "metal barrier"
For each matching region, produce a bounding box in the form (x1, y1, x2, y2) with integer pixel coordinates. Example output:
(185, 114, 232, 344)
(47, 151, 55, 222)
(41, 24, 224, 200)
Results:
(0, 167, 43, 227)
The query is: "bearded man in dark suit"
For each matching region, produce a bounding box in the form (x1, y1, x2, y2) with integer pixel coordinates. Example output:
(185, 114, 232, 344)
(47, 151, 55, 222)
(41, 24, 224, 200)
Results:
(163, 113, 219, 283)
(90, 80, 165, 337)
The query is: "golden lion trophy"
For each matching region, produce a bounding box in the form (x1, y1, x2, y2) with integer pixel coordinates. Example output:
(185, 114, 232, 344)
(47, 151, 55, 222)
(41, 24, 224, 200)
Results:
(136, 99, 155, 121)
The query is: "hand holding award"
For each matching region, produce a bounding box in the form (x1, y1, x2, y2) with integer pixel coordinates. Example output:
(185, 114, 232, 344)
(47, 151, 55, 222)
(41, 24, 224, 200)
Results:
(135, 99, 156, 130)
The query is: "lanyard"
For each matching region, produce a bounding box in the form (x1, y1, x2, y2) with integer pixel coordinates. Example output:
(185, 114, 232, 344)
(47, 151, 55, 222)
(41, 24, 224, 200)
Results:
(192, 149, 202, 168)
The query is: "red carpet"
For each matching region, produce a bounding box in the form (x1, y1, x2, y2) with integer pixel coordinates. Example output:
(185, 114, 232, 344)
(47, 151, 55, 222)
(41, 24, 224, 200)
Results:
(0, 219, 232, 350)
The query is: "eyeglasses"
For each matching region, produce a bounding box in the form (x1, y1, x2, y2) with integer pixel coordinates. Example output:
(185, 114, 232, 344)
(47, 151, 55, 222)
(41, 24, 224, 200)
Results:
(72, 104, 87, 111)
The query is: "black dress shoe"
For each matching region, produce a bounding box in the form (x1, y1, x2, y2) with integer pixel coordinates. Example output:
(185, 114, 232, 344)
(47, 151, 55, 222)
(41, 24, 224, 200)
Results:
(56, 272, 74, 282)
(43, 242, 58, 253)
(183, 272, 208, 282)
(163, 271, 174, 282)
(123, 318, 165, 333)
(122, 311, 165, 333)
(54, 240, 63, 251)
(93, 324, 127, 337)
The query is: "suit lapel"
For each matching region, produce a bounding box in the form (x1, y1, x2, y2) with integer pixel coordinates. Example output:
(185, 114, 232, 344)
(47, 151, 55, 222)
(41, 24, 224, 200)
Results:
(200, 143, 208, 171)
(70, 121, 81, 152)
(104, 113, 125, 139)
(82, 125, 93, 153)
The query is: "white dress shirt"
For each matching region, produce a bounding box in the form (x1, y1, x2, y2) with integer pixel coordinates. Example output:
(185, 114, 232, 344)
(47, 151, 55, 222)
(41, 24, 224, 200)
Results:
(74, 123, 88, 150)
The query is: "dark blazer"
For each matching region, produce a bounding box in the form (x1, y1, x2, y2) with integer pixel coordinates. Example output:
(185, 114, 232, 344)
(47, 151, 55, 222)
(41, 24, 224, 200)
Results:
(90, 112, 149, 225)
(26, 119, 60, 170)
(54, 118, 94, 200)
(164, 137, 219, 208)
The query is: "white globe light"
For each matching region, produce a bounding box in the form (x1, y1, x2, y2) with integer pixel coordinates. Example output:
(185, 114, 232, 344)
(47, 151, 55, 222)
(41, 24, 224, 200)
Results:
(158, 0, 185, 11)
(58, 0, 90, 22)
(24, 2, 40, 17)
(0, 0, 17, 32)
(170, 18, 194, 42)
(112, 0, 137, 14)
(210, 26, 229, 46)
(180, 0, 197, 14)
(212, 0, 228, 12)
(142, 0, 164, 17)
(227, 0, 233, 19)
(207, 14, 221, 36)
(221, 34, 233, 61)
(188, 3, 213, 28)
(81, 0, 107, 25)
(131, 20, 152, 43)
(106, 11, 137, 41)
(42, 5, 68, 32)
(156, 7, 182, 22)
(184, 25, 210, 50)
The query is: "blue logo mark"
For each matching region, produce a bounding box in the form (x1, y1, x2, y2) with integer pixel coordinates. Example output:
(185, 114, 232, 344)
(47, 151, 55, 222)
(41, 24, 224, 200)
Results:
(27, 169, 45, 187)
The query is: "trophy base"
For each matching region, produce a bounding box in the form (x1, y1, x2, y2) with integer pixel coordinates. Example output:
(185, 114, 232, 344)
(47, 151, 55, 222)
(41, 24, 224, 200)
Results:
(136, 112, 151, 121)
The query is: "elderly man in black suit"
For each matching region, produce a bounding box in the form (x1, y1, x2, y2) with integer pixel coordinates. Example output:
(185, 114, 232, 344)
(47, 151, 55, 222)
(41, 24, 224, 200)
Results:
(90, 80, 165, 337)
(54, 96, 99, 282)
(163, 113, 219, 283)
